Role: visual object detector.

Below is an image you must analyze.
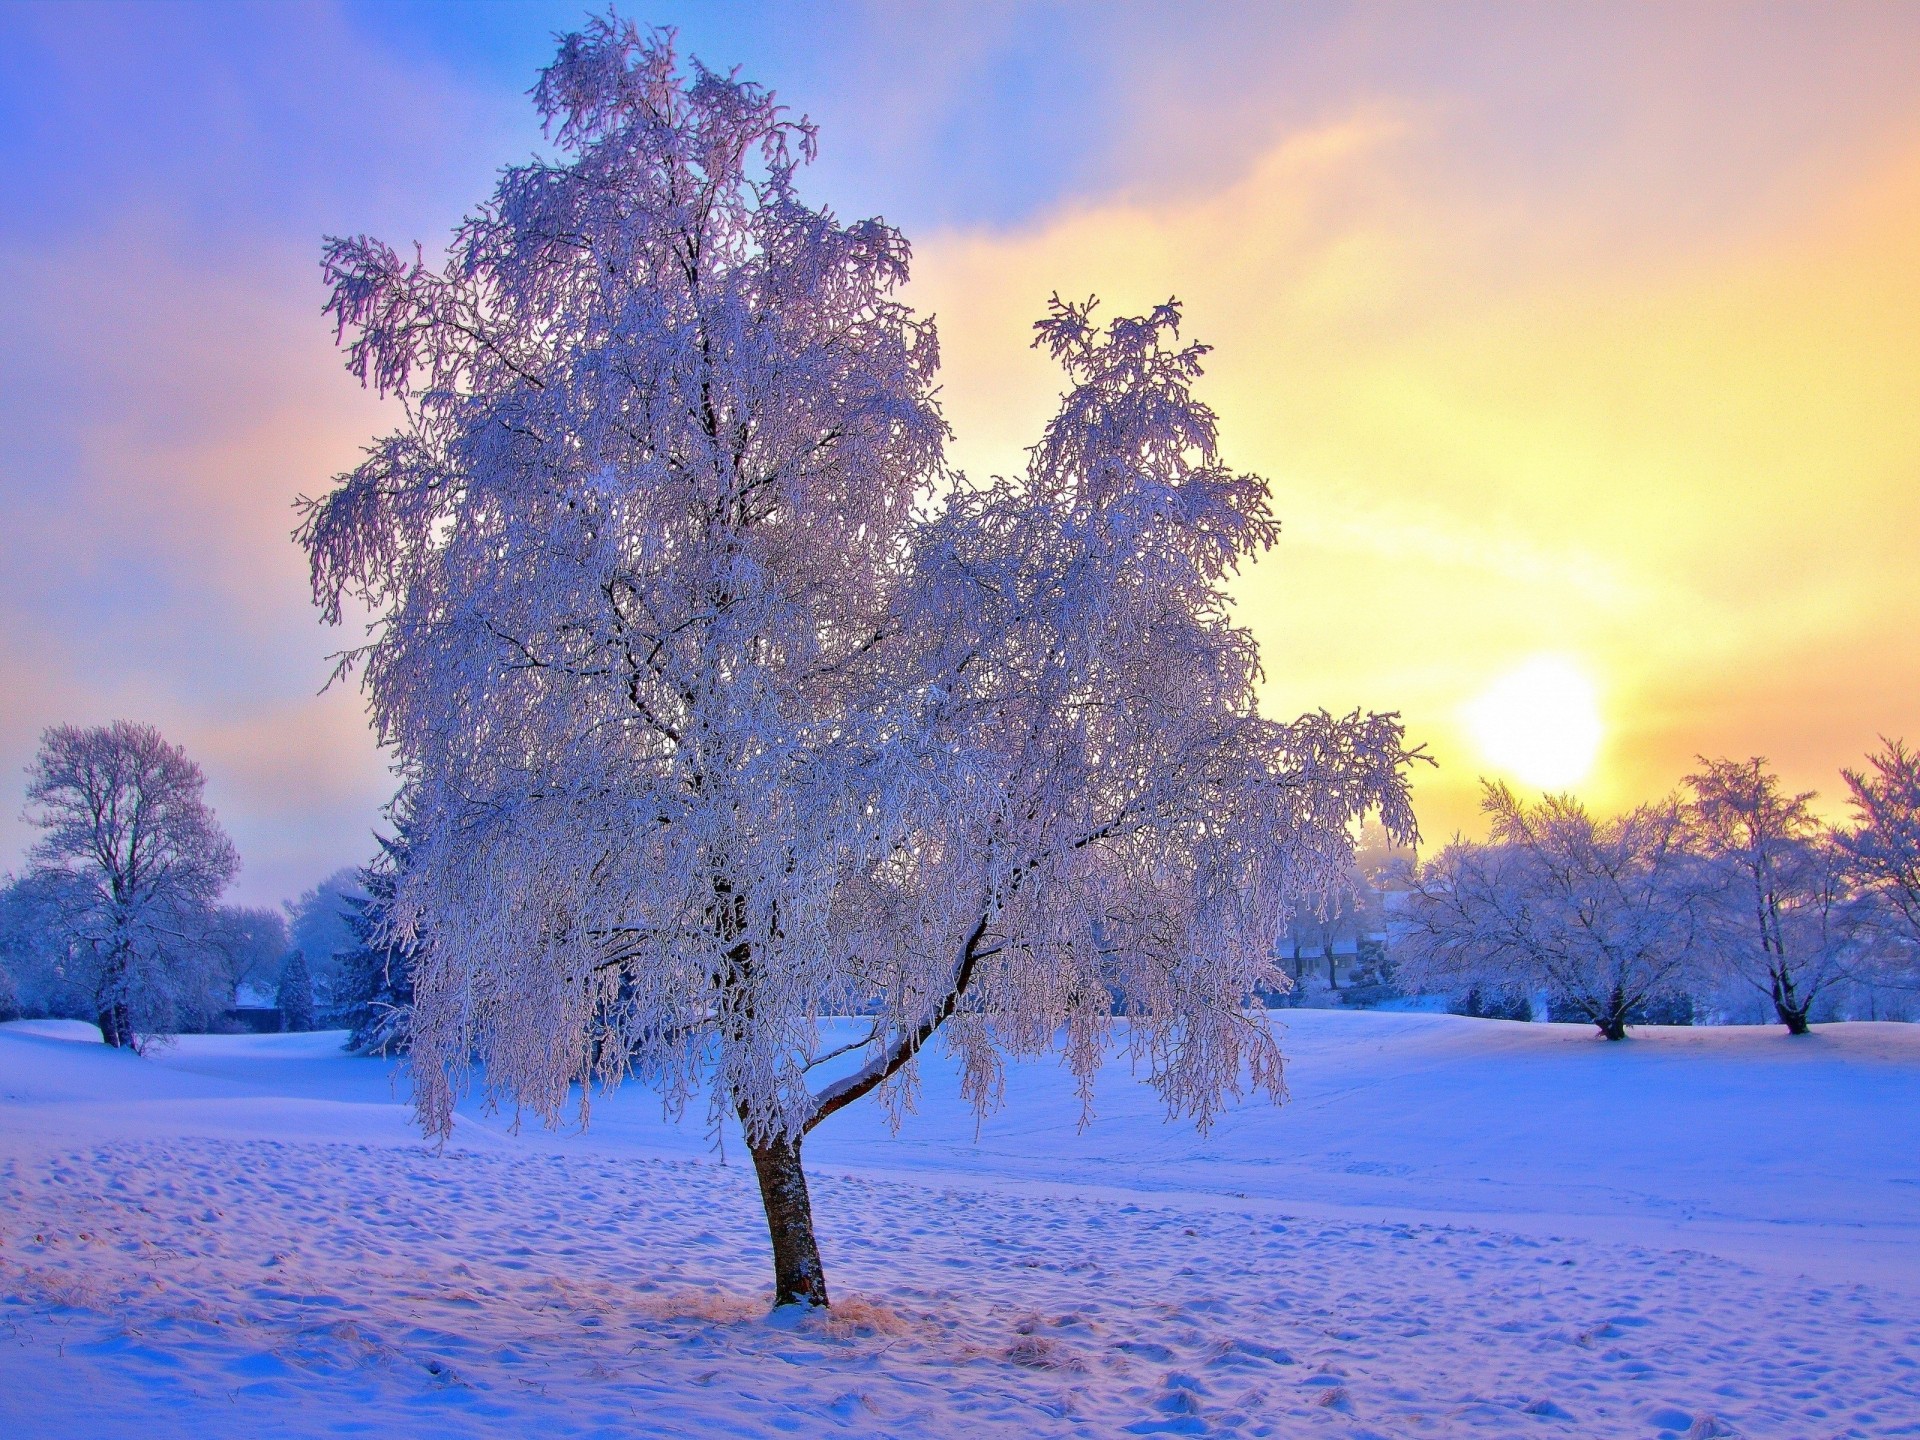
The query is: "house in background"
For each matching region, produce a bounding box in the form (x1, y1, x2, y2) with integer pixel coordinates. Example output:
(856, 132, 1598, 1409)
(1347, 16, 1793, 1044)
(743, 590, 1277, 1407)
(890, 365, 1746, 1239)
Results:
(1267, 825, 1417, 1006)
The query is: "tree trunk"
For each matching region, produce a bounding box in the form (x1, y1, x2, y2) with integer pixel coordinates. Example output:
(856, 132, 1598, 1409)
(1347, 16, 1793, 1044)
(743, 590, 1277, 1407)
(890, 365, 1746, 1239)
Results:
(1597, 987, 1629, 1041)
(746, 1133, 829, 1309)
(96, 999, 134, 1049)
(96, 946, 135, 1049)
(1771, 966, 1811, 1035)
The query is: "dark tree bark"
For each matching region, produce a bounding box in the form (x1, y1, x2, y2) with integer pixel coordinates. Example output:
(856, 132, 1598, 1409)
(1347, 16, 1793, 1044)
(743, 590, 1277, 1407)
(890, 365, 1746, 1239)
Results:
(1594, 985, 1630, 1041)
(1772, 968, 1812, 1035)
(96, 954, 134, 1049)
(736, 914, 993, 1309)
(746, 1134, 829, 1308)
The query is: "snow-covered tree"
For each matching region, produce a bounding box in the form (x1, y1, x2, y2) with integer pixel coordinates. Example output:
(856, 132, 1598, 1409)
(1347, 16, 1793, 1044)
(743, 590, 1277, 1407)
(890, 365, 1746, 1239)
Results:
(276, 949, 316, 1032)
(206, 905, 289, 1005)
(1402, 783, 1703, 1040)
(1841, 739, 1920, 950)
(1684, 757, 1862, 1034)
(19, 722, 239, 1048)
(0, 927, 17, 1022)
(301, 17, 1416, 1308)
(286, 867, 366, 1008)
(0, 876, 44, 1017)
(336, 825, 416, 1055)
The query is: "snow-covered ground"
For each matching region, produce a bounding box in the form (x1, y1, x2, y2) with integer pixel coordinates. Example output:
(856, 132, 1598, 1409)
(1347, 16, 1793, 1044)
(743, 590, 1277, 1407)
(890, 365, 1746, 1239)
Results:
(2, 1013, 1917, 1438)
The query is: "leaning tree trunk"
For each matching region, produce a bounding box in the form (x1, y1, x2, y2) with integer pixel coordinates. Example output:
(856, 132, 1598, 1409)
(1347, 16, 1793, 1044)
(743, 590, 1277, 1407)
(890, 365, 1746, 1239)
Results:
(1772, 968, 1811, 1036)
(733, 911, 992, 1310)
(746, 1133, 829, 1309)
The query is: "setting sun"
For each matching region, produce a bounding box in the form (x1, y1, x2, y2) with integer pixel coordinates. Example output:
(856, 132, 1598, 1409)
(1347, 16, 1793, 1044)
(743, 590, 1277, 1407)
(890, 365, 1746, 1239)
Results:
(1461, 654, 1603, 792)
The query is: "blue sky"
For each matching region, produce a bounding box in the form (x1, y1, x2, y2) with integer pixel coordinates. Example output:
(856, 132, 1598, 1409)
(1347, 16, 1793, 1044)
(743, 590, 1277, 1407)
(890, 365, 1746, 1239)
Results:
(4, 2, 1919, 903)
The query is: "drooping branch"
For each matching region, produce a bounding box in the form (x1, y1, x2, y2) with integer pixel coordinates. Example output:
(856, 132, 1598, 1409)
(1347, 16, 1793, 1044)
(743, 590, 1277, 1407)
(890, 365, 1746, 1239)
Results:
(803, 911, 993, 1134)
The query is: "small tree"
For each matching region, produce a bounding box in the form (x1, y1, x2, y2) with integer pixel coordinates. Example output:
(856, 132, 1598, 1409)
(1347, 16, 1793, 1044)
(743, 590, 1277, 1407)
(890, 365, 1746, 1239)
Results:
(337, 825, 416, 1055)
(301, 18, 1416, 1308)
(276, 949, 316, 1032)
(1685, 757, 1861, 1034)
(286, 867, 366, 1011)
(1403, 783, 1703, 1040)
(20, 722, 238, 1048)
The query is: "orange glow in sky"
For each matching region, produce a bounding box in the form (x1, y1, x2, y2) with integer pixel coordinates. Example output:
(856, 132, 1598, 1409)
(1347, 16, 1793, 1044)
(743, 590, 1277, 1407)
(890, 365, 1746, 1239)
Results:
(906, 25, 1920, 841)
(2, 4, 1918, 891)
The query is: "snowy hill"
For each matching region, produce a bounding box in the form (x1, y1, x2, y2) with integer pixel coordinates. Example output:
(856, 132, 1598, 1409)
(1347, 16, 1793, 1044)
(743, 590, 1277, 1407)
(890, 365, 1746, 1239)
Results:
(3, 1013, 1917, 1437)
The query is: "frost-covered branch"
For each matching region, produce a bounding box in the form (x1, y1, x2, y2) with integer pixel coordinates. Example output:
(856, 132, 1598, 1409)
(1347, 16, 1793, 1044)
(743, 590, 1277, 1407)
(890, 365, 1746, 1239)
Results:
(300, 15, 1419, 1308)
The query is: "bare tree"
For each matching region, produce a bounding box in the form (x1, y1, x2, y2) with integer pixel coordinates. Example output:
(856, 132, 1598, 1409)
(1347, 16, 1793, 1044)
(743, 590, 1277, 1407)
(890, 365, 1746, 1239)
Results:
(20, 722, 238, 1048)
(1685, 757, 1862, 1034)
(1403, 783, 1703, 1040)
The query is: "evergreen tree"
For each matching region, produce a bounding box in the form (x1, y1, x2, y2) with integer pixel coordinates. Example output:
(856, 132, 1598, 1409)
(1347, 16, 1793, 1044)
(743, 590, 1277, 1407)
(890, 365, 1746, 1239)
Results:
(277, 949, 316, 1033)
(337, 829, 415, 1055)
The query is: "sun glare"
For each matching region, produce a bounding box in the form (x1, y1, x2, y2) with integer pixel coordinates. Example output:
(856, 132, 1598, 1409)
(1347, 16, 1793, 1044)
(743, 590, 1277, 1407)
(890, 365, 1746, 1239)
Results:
(1461, 655, 1603, 792)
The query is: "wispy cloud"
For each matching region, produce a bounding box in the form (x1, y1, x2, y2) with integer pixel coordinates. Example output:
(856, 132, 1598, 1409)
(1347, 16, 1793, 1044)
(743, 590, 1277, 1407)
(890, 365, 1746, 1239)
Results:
(3, 1, 1917, 895)
(911, 55, 1920, 831)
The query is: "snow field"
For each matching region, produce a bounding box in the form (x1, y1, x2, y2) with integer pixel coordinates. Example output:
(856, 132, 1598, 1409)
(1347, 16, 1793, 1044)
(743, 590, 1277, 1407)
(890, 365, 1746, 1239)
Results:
(3, 1013, 1919, 1437)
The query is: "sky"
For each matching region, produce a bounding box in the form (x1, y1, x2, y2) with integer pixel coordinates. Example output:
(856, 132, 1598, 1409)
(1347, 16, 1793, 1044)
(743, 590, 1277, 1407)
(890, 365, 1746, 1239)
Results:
(1, 1, 1917, 904)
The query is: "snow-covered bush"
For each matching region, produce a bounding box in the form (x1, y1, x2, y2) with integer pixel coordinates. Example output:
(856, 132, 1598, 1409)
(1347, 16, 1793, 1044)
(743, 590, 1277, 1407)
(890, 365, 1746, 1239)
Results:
(300, 15, 1416, 1307)
(1447, 984, 1532, 1022)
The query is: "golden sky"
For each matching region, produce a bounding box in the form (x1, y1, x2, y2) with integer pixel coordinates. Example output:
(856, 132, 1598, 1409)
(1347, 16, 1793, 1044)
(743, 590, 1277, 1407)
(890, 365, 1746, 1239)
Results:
(4, 4, 1918, 895)
(909, 86, 1920, 842)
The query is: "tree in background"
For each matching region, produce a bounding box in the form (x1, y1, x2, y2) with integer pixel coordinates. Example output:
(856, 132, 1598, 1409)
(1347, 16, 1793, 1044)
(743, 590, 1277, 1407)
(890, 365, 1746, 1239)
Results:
(206, 905, 290, 1005)
(285, 867, 366, 1012)
(1685, 757, 1862, 1034)
(0, 875, 51, 1019)
(1402, 783, 1704, 1040)
(20, 722, 238, 1048)
(300, 18, 1415, 1308)
(1841, 739, 1920, 950)
(276, 950, 316, 1033)
(336, 826, 416, 1055)
(0, 934, 16, 1022)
